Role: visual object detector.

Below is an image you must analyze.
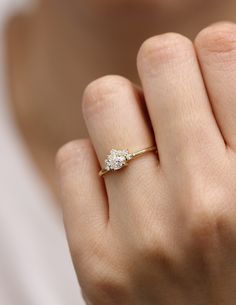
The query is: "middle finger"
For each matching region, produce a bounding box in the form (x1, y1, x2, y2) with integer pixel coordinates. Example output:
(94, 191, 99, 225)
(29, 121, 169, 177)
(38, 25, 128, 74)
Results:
(137, 33, 225, 173)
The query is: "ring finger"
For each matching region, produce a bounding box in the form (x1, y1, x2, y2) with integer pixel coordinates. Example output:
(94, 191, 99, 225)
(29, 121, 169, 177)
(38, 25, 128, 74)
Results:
(82, 75, 158, 211)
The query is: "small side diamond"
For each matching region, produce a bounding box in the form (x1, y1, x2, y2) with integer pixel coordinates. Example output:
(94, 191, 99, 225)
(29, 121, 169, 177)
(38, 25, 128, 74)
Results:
(126, 153, 132, 161)
(105, 164, 110, 171)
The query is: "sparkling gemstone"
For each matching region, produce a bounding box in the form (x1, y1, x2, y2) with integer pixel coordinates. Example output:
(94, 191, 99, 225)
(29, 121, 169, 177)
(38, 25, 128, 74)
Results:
(105, 149, 132, 171)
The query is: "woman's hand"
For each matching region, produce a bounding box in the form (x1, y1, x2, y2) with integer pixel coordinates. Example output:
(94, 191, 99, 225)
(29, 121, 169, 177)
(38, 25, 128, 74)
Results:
(56, 22, 236, 305)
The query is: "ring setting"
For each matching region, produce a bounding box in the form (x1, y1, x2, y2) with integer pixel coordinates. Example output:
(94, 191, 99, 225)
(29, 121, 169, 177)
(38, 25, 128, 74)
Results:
(105, 149, 132, 171)
(99, 146, 157, 177)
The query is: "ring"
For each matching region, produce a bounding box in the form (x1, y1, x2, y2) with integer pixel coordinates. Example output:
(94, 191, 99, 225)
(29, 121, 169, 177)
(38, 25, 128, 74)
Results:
(99, 146, 157, 177)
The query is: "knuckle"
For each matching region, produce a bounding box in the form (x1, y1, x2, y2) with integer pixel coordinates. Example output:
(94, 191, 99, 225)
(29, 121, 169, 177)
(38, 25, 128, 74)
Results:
(137, 33, 193, 72)
(56, 139, 92, 171)
(137, 229, 173, 266)
(85, 263, 128, 304)
(188, 191, 232, 250)
(195, 23, 236, 57)
(189, 210, 222, 250)
(82, 75, 131, 117)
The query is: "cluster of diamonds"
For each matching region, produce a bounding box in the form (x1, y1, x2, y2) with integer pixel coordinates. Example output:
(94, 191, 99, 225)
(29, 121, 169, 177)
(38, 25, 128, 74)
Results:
(105, 149, 132, 171)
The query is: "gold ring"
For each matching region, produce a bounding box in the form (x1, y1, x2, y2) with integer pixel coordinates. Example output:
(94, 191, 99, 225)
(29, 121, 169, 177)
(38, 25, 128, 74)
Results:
(99, 146, 157, 177)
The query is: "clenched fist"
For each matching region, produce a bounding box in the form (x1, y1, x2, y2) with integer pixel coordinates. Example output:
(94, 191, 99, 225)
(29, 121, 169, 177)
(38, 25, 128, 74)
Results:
(57, 22, 236, 305)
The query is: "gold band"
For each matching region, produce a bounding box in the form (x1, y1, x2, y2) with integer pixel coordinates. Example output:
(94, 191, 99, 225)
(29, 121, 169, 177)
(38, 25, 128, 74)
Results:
(99, 145, 157, 177)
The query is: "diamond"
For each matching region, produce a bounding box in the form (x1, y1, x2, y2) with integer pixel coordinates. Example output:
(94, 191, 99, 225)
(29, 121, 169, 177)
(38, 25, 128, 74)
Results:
(105, 149, 132, 171)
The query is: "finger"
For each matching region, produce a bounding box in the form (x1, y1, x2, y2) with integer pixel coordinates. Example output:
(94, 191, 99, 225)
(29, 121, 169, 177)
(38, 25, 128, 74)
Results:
(137, 33, 225, 171)
(195, 22, 236, 151)
(56, 139, 108, 249)
(82, 75, 157, 195)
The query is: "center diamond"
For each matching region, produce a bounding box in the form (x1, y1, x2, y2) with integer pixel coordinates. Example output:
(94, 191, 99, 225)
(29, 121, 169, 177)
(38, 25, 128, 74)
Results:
(105, 149, 132, 171)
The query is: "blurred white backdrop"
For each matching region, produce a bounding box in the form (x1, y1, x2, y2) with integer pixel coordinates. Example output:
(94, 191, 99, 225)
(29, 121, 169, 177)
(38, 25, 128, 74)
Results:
(0, 1, 84, 304)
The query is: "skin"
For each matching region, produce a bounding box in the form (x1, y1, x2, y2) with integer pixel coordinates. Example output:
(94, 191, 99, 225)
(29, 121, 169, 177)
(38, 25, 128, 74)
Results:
(57, 23, 236, 304)
(7, 0, 236, 194)
(6, 0, 236, 304)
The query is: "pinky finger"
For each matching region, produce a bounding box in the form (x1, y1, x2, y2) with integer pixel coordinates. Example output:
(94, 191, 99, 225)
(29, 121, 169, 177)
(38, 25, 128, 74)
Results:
(56, 139, 109, 252)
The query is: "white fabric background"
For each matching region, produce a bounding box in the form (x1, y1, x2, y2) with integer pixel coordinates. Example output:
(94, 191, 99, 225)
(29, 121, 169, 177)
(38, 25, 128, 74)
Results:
(0, 0, 84, 304)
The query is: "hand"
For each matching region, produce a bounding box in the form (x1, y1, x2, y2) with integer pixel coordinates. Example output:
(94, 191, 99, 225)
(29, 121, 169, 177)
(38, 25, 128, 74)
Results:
(56, 22, 236, 305)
